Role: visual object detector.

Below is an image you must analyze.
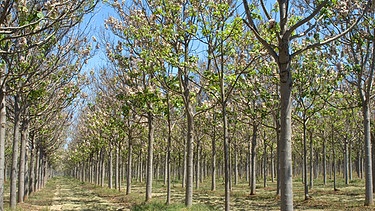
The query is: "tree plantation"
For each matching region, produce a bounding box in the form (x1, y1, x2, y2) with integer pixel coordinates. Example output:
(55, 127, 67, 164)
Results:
(1, 0, 375, 211)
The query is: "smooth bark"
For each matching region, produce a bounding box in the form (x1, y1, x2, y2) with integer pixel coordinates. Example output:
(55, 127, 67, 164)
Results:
(146, 113, 154, 202)
(10, 96, 20, 209)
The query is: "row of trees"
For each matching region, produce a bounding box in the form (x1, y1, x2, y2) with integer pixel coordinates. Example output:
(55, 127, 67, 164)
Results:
(0, 0, 98, 210)
(66, 0, 375, 211)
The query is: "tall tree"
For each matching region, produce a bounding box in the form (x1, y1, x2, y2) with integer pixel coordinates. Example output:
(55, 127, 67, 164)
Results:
(243, 1, 367, 210)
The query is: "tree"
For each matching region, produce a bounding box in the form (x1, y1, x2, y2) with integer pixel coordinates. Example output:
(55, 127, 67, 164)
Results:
(242, 1, 368, 209)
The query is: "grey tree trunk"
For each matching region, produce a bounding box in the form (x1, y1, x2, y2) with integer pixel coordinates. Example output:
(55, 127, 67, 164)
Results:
(302, 119, 309, 200)
(195, 139, 200, 190)
(115, 143, 119, 191)
(184, 105, 194, 207)
(166, 94, 172, 204)
(100, 149, 105, 187)
(34, 148, 39, 192)
(146, 113, 154, 202)
(344, 138, 349, 185)
(363, 103, 373, 205)
(323, 135, 327, 185)
(211, 113, 216, 191)
(10, 96, 20, 209)
(278, 46, 294, 210)
(263, 139, 267, 188)
(18, 119, 28, 203)
(250, 124, 258, 195)
(309, 131, 314, 190)
(0, 68, 5, 211)
(182, 137, 186, 188)
(126, 137, 133, 195)
(223, 103, 230, 211)
(108, 148, 113, 189)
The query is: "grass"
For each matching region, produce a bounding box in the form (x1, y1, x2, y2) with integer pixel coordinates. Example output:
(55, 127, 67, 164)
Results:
(12, 175, 375, 210)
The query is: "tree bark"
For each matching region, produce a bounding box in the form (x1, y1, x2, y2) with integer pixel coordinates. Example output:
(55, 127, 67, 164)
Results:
(211, 114, 216, 191)
(185, 104, 194, 207)
(146, 113, 154, 202)
(126, 137, 133, 195)
(18, 118, 28, 203)
(10, 95, 21, 209)
(363, 103, 373, 205)
(0, 67, 5, 211)
(108, 147, 113, 189)
(278, 42, 294, 210)
(250, 124, 258, 195)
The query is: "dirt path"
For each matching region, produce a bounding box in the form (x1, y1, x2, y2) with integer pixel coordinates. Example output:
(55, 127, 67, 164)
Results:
(20, 177, 126, 211)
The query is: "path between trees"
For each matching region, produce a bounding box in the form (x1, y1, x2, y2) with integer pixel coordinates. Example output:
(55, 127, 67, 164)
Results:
(19, 177, 127, 211)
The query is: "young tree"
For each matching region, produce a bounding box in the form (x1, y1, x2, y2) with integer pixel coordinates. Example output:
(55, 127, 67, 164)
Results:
(242, 1, 368, 209)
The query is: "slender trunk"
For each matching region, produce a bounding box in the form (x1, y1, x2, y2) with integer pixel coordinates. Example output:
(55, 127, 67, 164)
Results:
(18, 118, 28, 203)
(28, 136, 35, 196)
(344, 138, 349, 185)
(211, 113, 216, 191)
(278, 46, 293, 211)
(100, 149, 105, 187)
(146, 113, 154, 202)
(275, 118, 281, 196)
(126, 137, 133, 195)
(271, 144, 275, 183)
(263, 138, 267, 188)
(185, 105, 194, 207)
(323, 137, 327, 185)
(303, 119, 308, 200)
(166, 94, 172, 204)
(10, 96, 20, 209)
(34, 148, 39, 192)
(0, 67, 5, 211)
(234, 142, 238, 186)
(223, 103, 230, 211)
(195, 139, 200, 190)
(363, 103, 373, 205)
(115, 143, 119, 191)
(182, 136, 186, 188)
(108, 147, 113, 189)
(250, 124, 258, 195)
(309, 131, 313, 189)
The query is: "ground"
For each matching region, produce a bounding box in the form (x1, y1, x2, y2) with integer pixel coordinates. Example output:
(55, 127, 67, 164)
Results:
(10, 176, 375, 210)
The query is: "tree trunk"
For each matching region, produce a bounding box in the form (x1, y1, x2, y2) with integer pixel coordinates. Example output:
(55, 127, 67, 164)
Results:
(302, 119, 309, 200)
(166, 94, 172, 204)
(363, 103, 373, 205)
(323, 135, 327, 185)
(100, 149, 105, 187)
(18, 118, 28, 203)
(195, 139, 200, 190)
(211, 115, 216, 191)
(309, 131, 314, 189)
(263, 138, 267, 188)
(278, 42, 293, 210)
(10, 96, 21, 209)
(146, 113, 154, 202)
(126, 137, 133, 195)
(344, 137, 349, 185)
(115, 143, 119, 191)
(185, 105, 194, 207)
(0, 68, 6, 211)
(108, 147, 113, 189)
(250, 124, 258, 195)
(270, 149, 274, 184)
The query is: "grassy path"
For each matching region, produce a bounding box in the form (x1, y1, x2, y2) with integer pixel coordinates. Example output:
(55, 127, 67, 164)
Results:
(18, 177, 125, 211)
(15, 176, 375, 210)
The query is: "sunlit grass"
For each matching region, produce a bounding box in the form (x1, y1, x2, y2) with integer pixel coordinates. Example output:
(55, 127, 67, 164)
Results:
(14, 174, 375, 210)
